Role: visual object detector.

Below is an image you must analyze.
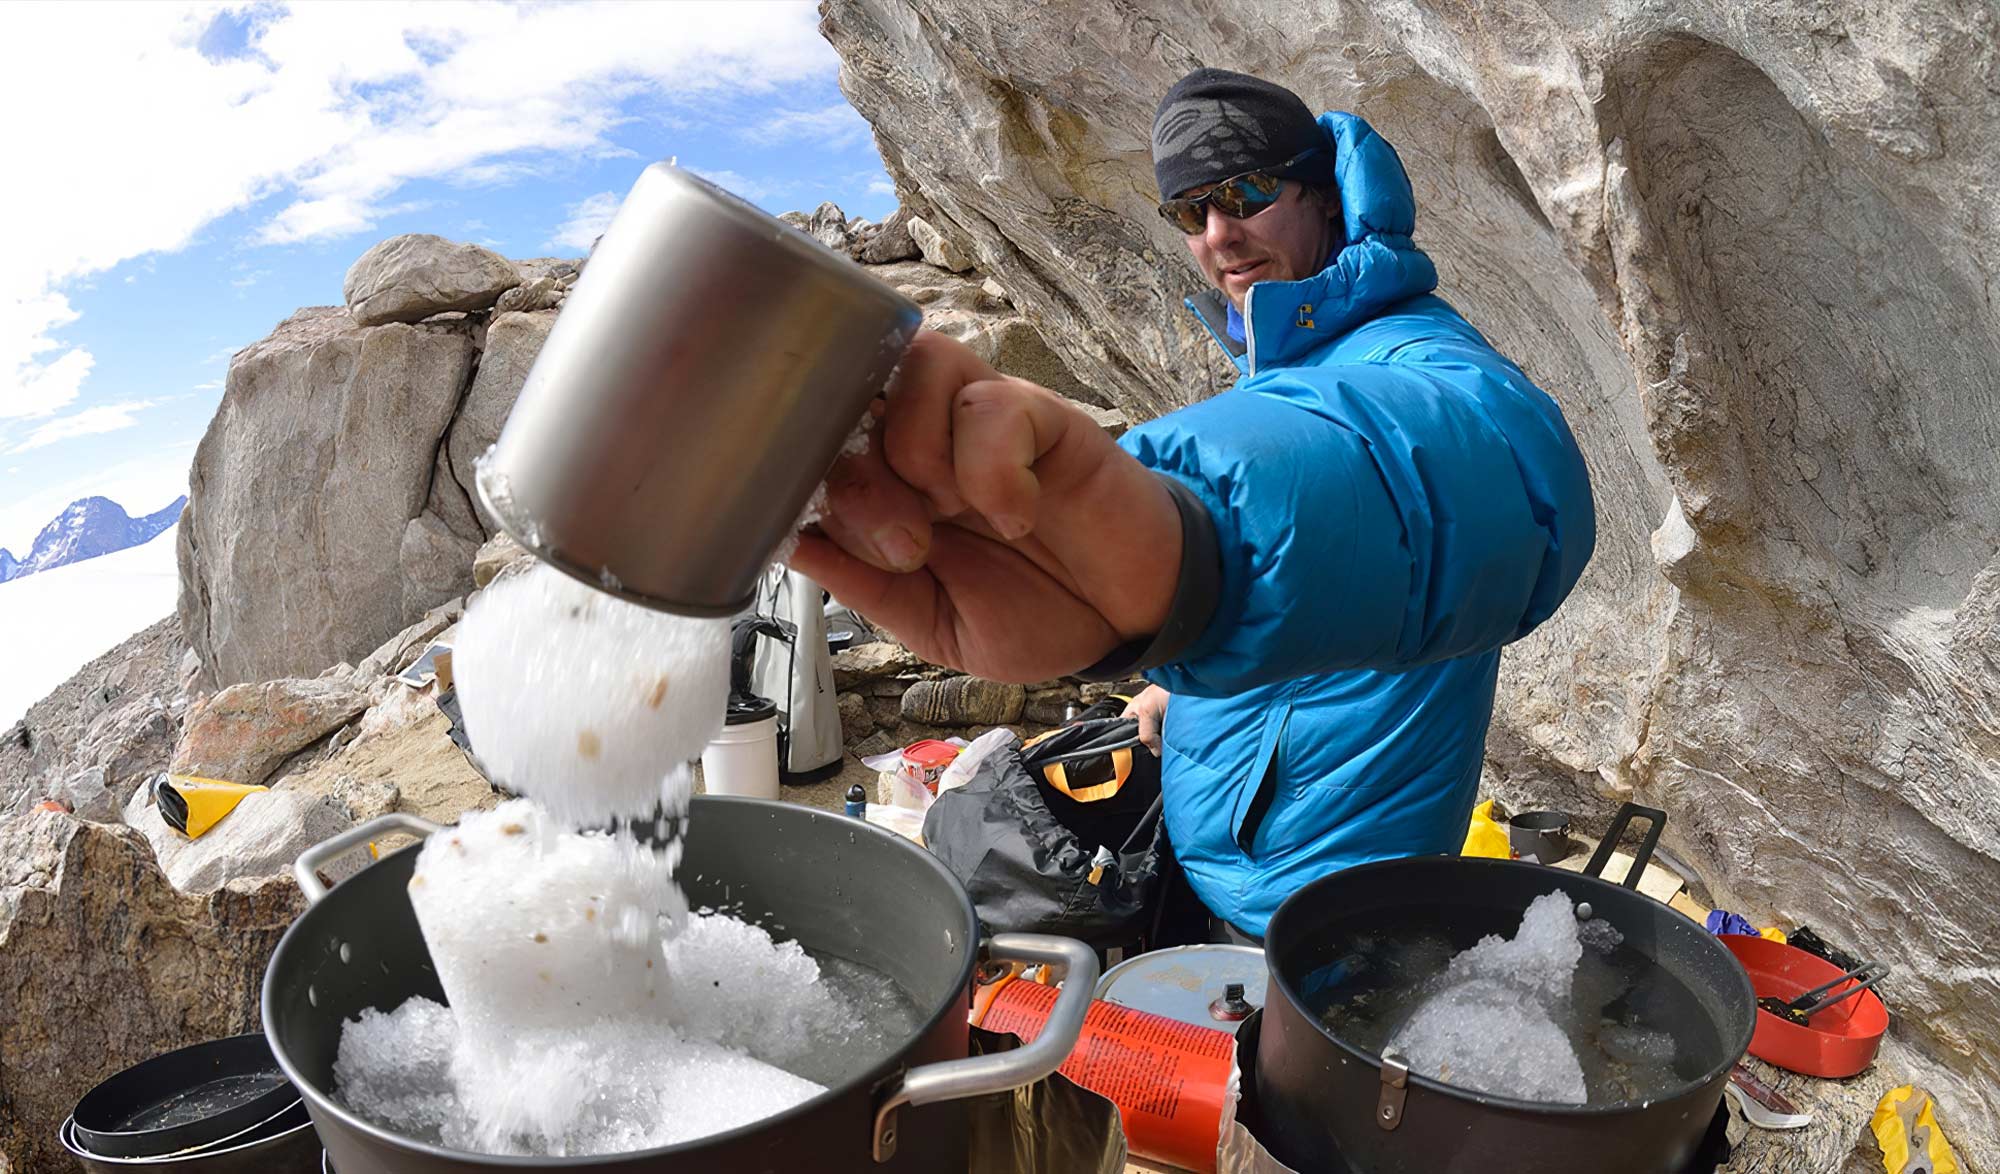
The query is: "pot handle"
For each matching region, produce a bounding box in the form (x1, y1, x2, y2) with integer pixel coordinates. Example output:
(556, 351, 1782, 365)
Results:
(293, 813, 443, 904)
(1583, 803, 1666, 889)
(871, 933, 1099, 1162)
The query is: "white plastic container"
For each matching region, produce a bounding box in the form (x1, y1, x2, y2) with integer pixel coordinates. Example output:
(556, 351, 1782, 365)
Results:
(701, 695, 781, 799)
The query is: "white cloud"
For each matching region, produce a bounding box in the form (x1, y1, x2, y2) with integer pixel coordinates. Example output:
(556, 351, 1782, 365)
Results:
(870, 180, 897, 196)
(9, 400, 159, 454)
(0, 1, 837, 425)
(1, 290, 92, 419)
(747, 103, 873, 150)
(193, 380, 223, 392)
(547, 191, 621, 253)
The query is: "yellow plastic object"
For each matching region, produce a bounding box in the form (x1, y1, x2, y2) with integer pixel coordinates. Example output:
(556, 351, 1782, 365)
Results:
(1461, 799, 1511, 859)
(1759, 926, 1789, 944)
(1872, 1086, 1960, 1174)
(162, 775, 268, 839)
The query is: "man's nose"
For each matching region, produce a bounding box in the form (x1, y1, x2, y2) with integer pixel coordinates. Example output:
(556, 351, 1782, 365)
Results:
(1201, 205, 1244, 251)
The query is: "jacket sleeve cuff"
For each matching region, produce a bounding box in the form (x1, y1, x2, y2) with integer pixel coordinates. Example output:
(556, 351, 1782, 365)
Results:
(1076, 473, 1222, 682)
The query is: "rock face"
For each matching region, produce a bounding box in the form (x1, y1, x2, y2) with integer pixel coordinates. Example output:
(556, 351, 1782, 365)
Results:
(874, 260, 1110, 407)
(808, 200, 855, 250)
(908, 214, 974, 272)
(0, 810, 303, 1173)
(448, 309, 557, 535)
(0, 618, 188, 820)
(125, 786, 353, 894)
(823, 0, 2000, 1160)
(343, 234, 521, 326)
(178, 306, 483, 686)
(171, 677, 371, 787)
(901, 675, 1025, 727)
(855, 206, 920, 263)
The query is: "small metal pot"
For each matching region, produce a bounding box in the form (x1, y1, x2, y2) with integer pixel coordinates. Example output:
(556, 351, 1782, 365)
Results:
(1507, 809, 1573, 864)
(70, 1032, 297, 1159)
(263, 798, 1096, 1172)
(60, 1101, 320, 1173)
(476, 164, 921, 617)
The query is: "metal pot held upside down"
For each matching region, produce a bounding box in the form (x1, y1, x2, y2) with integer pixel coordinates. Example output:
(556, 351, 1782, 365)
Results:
(261, 797, 1097, 1174)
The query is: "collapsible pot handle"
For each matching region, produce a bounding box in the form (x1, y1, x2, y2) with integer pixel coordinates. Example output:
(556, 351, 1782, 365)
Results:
(1583, 802, 1666, 890)
(292, 813, 443, 904)
(871, 933, 1100, 1162)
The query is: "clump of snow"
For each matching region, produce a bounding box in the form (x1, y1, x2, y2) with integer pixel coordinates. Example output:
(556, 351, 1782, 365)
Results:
(406, 799, 683, 1047)
(452, 564, 728, 827)
(1387, 891, 1589, 1104)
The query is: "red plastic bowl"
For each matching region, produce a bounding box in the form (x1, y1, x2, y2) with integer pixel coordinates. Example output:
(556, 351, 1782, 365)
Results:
(1720, 934, 1887, 1077)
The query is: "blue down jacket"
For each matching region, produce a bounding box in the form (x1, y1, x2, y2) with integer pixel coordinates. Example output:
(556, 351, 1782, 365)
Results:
(1119, 111, 1595, 935)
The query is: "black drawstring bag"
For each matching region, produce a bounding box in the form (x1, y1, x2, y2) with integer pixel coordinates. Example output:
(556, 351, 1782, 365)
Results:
(922, 716, 1167, 949)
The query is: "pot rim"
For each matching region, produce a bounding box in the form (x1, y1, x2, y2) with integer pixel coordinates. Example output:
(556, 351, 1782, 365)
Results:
(1262, 854, 1756, 1117)
(59, 1106, 316, 1167)
(260, 796, 982, 1166)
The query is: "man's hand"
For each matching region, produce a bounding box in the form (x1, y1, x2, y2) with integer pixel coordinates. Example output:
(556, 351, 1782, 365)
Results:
(1120, 685, 1170, 755)
(789, 332, 1183, 684)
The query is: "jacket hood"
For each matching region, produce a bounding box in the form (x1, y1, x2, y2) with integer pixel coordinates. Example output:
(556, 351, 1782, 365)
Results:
(1186, 111, 1439, 374)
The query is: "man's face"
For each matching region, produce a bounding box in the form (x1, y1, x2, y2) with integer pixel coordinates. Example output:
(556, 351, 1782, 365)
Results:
(1182, 182, 1339, 311)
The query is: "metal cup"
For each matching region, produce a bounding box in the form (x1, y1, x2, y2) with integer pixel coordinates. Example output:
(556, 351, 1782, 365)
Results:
(476, 164, 921, 616)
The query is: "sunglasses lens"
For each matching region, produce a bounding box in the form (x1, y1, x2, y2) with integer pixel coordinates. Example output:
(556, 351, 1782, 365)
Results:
(1214, 174, 1282, 218)
(1160, 200, 1206, 234)
(1160, 172, 1285, 234)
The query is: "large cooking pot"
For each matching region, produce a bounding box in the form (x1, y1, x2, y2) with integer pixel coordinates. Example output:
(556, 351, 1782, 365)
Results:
(263, 796, 1096, 1173)
(1256, 805, 1755, 1174)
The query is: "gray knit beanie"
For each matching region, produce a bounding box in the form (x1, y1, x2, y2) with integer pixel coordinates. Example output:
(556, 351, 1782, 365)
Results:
(1152, 68, 1336, 200)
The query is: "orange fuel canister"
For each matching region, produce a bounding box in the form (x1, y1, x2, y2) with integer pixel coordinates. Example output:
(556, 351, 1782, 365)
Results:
(973, 973, 1236, 1174)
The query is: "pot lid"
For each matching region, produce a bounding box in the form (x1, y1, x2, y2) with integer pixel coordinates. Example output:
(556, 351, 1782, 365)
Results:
(1094, 944, 1268, 1029)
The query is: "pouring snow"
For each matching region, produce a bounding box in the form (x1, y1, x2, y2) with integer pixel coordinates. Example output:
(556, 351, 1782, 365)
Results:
(452, 563, 730, 827)
(334, 800, 876, 1155)
(328, 565, 880, 1154)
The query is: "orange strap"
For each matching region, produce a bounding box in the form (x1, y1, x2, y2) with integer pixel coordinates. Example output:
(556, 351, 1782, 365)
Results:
(1042, 750, 1134, 803)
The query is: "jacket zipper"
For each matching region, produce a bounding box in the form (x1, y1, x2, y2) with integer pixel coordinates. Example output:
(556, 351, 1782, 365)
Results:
(1243, 286, 1258, 376)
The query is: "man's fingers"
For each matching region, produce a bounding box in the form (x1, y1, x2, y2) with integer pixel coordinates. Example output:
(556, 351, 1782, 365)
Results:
(787, 533, 939, 641)
(1135, 707, 1162, 755)
(951, 377, 1070, 540)
(882, 333, 1000, 518)
(819, 433, 935, 573)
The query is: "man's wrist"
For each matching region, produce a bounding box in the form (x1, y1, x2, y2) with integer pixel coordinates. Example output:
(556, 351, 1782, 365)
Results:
(1078, 473, 1221, 681)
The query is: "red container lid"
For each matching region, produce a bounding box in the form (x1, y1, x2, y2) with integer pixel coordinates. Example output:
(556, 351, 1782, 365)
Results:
(1719, 933, 1887, 1078)
(904, 740, 961, 769)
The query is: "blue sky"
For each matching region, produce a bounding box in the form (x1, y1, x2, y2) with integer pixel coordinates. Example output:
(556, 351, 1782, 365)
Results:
(0, 1, 897, 555)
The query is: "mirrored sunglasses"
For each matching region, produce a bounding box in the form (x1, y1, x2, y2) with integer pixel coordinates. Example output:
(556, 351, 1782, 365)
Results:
(1157, 149, 1321, 235)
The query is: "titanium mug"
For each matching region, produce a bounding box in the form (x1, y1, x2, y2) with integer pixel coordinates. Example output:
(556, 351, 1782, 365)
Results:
(476, 163, 923, 616)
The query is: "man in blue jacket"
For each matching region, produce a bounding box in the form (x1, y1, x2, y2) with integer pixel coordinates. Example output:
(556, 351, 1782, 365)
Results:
(793, 69, 1595, 942)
